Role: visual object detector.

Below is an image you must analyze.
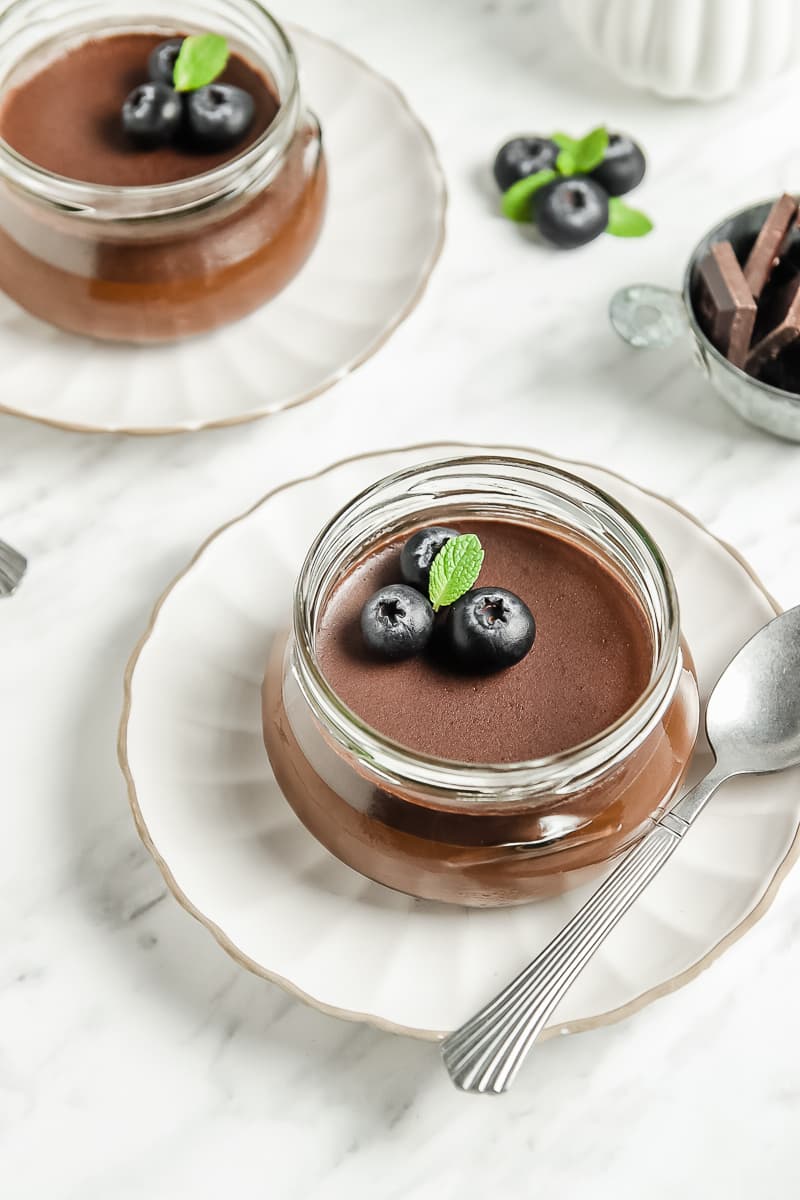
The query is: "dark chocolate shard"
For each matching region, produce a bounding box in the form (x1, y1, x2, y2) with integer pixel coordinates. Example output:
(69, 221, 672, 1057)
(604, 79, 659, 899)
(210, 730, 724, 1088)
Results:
(695, 241, 757, 368)
(743, 192, 799, 299)
(759, 340, 800, 394)
(745, 270, 800, 374)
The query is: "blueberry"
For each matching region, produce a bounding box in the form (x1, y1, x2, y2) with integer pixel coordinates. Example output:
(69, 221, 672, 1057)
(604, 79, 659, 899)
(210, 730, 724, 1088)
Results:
(493, 136, 559, 192)
(360, 585, 435, 660)
(447, 588, 535, 671)
(148, 38, 185, 86)
(589, 133, 646, 197)
(121, 82, 183, 147)
(399, 527, 460, 592)
(534, 175, 609, 249)
(186, 84, 254, 148)
(400, 530, 462, 595)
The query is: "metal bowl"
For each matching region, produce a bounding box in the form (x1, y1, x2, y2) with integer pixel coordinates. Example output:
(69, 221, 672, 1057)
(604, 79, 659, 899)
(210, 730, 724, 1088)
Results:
(610, 198, 800, 442)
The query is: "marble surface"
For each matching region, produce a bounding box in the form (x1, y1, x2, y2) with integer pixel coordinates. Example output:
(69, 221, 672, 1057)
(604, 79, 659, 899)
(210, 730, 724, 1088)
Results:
(2, 1, 800, 1195)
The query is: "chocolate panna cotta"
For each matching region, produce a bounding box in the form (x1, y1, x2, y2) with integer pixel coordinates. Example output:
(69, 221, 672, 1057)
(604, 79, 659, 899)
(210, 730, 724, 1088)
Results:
(0, 32, 277, 185)
(321, 518, 654, 764)
(0, 21, 327, 341)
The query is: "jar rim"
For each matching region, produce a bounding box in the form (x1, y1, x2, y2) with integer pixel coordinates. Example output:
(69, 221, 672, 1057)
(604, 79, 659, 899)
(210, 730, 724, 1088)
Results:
(291, 455, 685, 801)
(0, 0, 300, 218)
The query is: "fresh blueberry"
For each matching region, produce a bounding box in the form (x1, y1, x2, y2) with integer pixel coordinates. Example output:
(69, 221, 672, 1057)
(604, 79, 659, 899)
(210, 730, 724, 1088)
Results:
(399, 527, 460, 592)
(360, 585, 435, 660)
(589, 133, 646, 197)
(493, 136, 559, 192)
(186, 84, 254, 148)
(534, 175, 609, 249)
(121, 82, 183, 147)
(447, 587, 535, 671)
(147, 38, 185, 86)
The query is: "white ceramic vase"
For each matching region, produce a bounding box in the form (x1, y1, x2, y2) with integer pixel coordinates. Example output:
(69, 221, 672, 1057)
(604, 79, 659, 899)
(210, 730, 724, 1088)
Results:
(559, 0, 800, 100)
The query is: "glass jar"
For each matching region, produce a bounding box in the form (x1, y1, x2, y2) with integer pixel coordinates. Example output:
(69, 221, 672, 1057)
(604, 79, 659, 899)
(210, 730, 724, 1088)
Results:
(262, 457, 700, 907)
(0, 0, 326, 342)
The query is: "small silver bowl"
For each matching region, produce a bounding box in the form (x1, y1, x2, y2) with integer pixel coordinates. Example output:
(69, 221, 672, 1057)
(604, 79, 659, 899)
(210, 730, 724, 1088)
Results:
(610, 198, 800, 442)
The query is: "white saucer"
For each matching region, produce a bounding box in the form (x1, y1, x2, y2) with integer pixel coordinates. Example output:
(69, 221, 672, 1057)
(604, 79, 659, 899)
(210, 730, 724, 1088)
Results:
(0, 29, 445, 435)
(120, 443, 799, 1040)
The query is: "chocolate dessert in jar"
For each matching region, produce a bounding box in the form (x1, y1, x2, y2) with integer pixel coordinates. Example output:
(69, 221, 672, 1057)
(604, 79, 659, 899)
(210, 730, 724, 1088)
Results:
(262, 457, 700, 907)
(0, 0, 326, 342)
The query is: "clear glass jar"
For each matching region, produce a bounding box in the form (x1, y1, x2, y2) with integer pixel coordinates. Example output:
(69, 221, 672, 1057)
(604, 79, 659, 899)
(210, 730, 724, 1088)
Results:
(262, 457, 700, 907)
(0, 0, 326, 342)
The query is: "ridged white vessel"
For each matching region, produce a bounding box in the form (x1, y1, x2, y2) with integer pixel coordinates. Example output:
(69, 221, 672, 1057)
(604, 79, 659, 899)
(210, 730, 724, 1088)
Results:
(119, 443, 800, 1040)
(560, 0, 800, 100)
(0, 28, 445, 434)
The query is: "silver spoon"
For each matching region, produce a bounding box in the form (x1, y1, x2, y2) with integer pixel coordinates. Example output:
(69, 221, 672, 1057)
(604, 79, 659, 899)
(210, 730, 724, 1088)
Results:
(442, 604, 800, 1095)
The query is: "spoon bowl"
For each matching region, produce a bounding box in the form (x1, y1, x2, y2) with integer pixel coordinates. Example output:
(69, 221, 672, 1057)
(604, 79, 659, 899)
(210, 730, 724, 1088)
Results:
(708, 605, 800, 775)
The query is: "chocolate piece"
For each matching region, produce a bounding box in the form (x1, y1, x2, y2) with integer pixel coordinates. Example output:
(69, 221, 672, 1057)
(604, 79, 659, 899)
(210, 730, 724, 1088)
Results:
(759, 340, 800, 392)
(743, 192, 798, 299)
(695, 242, 756, 368)
(745, 271, 800, 373)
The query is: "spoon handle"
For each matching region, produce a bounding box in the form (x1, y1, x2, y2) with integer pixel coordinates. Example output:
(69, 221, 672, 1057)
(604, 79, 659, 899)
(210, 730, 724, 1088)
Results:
(441, 773, 723, 1095)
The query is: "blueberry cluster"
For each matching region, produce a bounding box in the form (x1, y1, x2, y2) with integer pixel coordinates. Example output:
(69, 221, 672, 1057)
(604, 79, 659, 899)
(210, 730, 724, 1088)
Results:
(360, 527, 536, 672)
(121, 39, 254, 150)
(494, 130, 648, 249)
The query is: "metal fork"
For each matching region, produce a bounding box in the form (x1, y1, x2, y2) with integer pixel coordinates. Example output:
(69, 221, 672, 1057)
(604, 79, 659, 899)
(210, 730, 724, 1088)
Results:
(0, 539, 27, 597)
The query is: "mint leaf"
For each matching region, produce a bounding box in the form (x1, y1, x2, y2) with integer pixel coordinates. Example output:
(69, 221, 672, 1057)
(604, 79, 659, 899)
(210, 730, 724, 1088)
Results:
(555, 147, 577, 175)
(607, 197, 654, 238)
(501, 169, 557, 222)
(428, 534, 484, 611)
(551, 132, 580, 155)
(173, 33, 229, 92)
(573, 126, 608, 173)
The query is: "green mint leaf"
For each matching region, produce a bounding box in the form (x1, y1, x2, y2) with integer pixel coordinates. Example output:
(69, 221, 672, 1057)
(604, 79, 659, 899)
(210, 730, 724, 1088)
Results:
(551, 131, 580, 155)
(606, 197, 654, 238)
(173, 33, 229, 92)
(428, 534, 484, 612)
(573, 125, 608, 173)
(555, 147, 577, 175)
(501, 168, 557, 222)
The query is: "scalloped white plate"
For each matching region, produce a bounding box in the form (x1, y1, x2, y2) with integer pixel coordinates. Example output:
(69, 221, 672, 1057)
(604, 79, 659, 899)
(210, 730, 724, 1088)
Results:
(0, 29, 445, 434)
(120, 443, 799, 1039)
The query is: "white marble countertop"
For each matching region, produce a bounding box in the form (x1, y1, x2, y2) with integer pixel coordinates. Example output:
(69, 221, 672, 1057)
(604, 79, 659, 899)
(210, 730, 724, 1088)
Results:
(3, 1, 800, 1195)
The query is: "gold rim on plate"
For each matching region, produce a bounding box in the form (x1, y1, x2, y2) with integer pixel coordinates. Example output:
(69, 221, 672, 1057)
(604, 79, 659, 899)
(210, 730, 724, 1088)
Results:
(118, 441, 788, 1040)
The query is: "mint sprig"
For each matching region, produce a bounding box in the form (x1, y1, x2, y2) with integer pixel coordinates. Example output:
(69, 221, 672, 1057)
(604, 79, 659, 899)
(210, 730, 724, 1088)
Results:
(501, 169, 557, 222)
(428, 534, 484, 612)
(173, 33, 229, 92)
(499, 125, 652, 238)
(606, 197, 653, 238)
(572, 126, 608, 172)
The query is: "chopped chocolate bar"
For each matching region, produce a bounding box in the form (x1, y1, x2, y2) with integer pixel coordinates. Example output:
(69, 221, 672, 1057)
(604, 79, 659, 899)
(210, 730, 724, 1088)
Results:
(695, 241, 757, 368)
(743, 192, 798, 299)
(745, 271, 800, 373)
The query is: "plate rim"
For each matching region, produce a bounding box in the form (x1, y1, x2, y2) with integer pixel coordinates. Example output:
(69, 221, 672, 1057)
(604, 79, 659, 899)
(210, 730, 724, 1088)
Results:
(118, 440, 789, 1041)
(0, 26, 447, 437)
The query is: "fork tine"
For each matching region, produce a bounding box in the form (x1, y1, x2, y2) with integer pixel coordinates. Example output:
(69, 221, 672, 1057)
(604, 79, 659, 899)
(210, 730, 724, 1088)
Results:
(0, 538, 26, 595)
(0, 540, 26, 574)
(0, 564, 20, 595)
